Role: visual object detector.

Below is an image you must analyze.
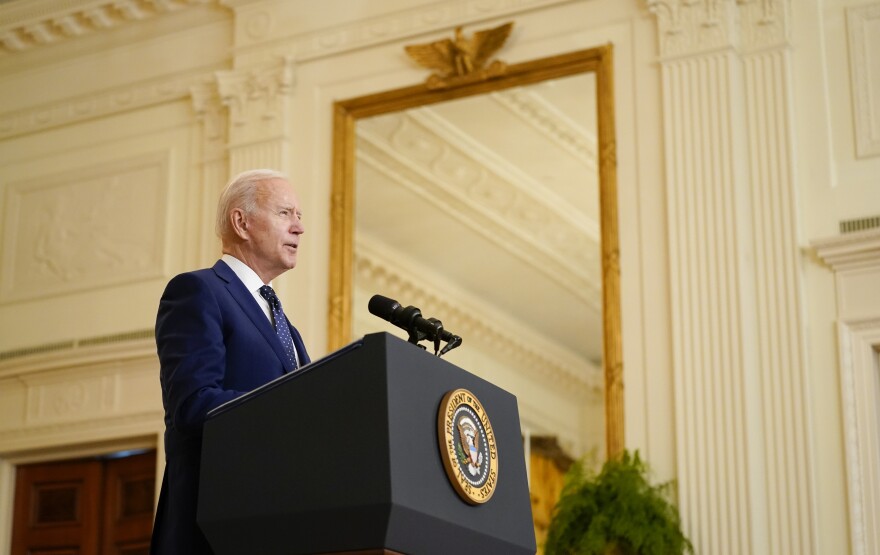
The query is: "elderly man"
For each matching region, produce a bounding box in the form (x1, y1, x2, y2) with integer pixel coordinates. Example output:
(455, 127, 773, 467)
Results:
(150, 169, 310, 554)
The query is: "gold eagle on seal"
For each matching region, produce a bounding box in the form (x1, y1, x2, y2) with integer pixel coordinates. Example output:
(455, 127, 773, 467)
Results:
(404, 22, 513, 89)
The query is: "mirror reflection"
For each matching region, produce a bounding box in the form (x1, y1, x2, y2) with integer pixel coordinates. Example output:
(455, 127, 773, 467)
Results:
(329, 47, 621, 475)
(355, 72, 601, 350)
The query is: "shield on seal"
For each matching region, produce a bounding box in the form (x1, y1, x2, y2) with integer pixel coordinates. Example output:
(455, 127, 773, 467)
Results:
(457, 417, 481, 466)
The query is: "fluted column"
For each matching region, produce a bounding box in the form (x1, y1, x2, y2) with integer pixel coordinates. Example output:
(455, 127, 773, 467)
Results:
(647, 1, 815, 554)
(190, 82, 229, 265)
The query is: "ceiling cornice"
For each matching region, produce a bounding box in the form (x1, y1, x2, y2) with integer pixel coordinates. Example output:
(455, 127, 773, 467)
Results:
(490, 86, 598, 172)
(0, 0, 576, 58)
(0, 65, 221, 139)
(357, 109, 603, 310)
(354, 234, 602, 397)
(0, 0, 215, 54)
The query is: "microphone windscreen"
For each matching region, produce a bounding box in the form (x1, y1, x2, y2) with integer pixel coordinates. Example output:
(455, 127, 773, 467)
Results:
(368, 294, 400, 319)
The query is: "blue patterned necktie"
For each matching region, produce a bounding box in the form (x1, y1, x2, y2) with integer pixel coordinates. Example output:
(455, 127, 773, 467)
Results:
(259, 285, 298, 371)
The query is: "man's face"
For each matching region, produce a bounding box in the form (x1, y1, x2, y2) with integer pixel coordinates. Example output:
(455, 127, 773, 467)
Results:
(241, 178, 304, 283)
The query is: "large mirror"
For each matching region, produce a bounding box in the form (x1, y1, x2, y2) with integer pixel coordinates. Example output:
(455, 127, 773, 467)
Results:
(328, 44, 622, 460)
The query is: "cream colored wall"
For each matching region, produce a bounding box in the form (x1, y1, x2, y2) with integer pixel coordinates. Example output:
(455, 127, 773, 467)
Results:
(798, 2, 880, 555)
(0, 2, 232, 551)
(0, 0, 876, 554)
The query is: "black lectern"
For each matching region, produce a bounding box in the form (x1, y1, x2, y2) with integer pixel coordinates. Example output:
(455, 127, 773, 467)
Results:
(198, 332, 536, 555)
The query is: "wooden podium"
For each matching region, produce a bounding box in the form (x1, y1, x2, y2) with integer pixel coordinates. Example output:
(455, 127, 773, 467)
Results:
(198, 332, 536, 554)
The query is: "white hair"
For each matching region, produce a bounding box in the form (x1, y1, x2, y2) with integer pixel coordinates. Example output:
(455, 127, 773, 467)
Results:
(215, 169, 287, 241)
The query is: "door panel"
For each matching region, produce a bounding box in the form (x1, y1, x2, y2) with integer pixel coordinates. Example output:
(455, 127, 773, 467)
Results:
(11, 451, 155, 555)
(101, 453, 155, 555)
(12, 459, 102, 555)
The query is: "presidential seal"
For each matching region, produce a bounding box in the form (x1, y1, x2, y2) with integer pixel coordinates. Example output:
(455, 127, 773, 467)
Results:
(437, 388, 499, 504)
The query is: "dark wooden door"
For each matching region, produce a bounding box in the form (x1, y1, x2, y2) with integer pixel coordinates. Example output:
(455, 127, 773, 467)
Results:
(11, 451, 156, 555)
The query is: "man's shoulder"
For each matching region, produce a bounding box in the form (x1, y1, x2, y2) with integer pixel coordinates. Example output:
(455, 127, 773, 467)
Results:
(164, 262, 230, 291)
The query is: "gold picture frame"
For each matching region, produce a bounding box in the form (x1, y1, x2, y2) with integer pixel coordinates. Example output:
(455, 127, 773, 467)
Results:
(328, 44, 623, 457)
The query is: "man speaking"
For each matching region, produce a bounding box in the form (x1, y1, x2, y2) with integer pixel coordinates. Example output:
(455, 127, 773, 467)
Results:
(150, 169, 310, 554)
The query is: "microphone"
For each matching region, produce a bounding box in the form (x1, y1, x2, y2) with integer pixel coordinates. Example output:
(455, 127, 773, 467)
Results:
(368, 294, 462, 355)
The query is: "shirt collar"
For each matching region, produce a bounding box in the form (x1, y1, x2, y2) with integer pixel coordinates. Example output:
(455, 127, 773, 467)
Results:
(221, 254, 269, 293)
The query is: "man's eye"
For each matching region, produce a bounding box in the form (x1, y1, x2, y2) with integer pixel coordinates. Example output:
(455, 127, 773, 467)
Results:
(280, 210, 289, 216)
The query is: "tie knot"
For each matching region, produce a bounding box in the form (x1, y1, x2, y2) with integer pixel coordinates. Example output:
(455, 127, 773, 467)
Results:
(259, 285, 279, 308)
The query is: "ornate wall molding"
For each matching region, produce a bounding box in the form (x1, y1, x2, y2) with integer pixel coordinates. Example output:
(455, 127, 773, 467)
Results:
(834, 319, 880, 555)
(215, 56, 295, 171)
(0, 331, 155, 376)
(812, 228, 880, 271)
(651, 2, 814, 553)
(645, 0, 789, 58)
(0, 0, 572, 141)
(357, 109, 602, 310)
(0, 152, 170, 303)
(215, 56, 294, 129)
(0, 0, 574, 60)
(188, 81, 229, 264)
(815, 229, 880, 555)
(0, 411, 162, 452)
(353, 236, 602, 399)
(189, 80, 227, 160)
(490, 87, 599, 172)
(227, 0, 573, 61)
(0, 336, 161, 452)
(0, 0, 215, 54)
(737, 0, 790, 52)
(0, 68, 219, 140)
(847, 3, 880, 158)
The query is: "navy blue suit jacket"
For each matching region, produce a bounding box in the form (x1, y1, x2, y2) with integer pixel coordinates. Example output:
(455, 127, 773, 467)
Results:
(150, 260, 309, 555)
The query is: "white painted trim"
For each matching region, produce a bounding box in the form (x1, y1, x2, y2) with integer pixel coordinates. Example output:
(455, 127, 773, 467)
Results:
(847, 4, 880, 158)
(837, 319, 880, 555)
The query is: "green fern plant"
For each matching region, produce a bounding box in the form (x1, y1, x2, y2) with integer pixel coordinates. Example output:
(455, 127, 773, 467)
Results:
(544, 450, 693, 555)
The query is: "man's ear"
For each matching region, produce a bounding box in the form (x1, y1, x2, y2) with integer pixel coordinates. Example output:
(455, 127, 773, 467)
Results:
(230, 208, 249, 240)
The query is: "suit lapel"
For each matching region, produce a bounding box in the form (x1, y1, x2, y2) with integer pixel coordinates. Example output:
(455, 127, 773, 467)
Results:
(212, 260, 295, 373)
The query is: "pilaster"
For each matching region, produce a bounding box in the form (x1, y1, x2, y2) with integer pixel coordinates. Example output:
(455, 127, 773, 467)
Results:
(189, 81, 228, 265)
(215, 55, 296, 173)
(647, 1, 814, 554)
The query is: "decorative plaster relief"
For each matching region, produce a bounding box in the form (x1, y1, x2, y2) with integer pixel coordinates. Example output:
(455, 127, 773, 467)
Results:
(190, 81, 228, 159)
(0, 152, 169, 302)
(215, 56, 295, 141)
(235, 0, 569, 62)
(404, 107, 600, 247)
(737, 0, 790, 52)
(491, 87, 599, 171)
(0, 0, 569, 139)
(0, 69, 216, 140)
(0, 0, 570, 61)
(646, 0, 734, 58)
(848, 3, 880, 158)
(357, 111, 602, 308)
(646, 0, 789, 58)
(354, 237, 601, 398)
(0, 0, 211, 54)
(22, 369, 116, 426)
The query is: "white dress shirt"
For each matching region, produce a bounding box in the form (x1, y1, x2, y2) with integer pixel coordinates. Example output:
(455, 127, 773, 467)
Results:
(221, 254, 273, 324)
(219, 254, 301, 368)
